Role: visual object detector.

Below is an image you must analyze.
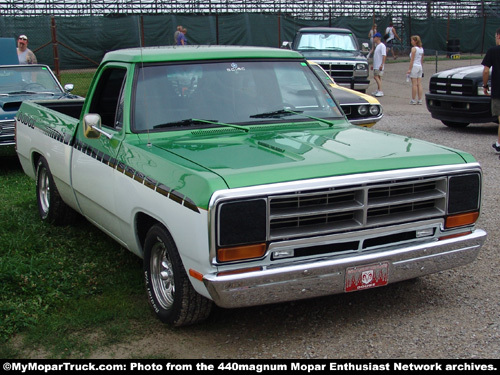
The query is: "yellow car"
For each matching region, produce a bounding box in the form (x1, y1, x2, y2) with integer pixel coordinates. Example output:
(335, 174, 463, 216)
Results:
(309, 61, 383, 127)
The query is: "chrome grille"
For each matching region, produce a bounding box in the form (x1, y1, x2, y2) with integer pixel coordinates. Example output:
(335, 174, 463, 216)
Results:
(429, 77, 474, 96)
(269, 177, 447, 240)
(319, 63, 354, 79)
(0, 119, 16, 144)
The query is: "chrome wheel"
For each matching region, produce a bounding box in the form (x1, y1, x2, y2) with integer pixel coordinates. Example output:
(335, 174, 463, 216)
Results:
(143, 224, 213, 326)
(38, 166, 50, 219)
(150, 239, 175, 310)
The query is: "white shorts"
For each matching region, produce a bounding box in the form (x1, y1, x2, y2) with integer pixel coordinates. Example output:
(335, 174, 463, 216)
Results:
(410, 65, 423, 79)
(374, 69, 384, 77)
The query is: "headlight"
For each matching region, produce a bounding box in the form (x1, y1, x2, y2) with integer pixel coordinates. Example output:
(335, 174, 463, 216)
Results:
(369, 105, 380, 116)
(357, 105, 369, 115)
(445, 173, 481, 228)
(447, 174, 480, 214)
(217, 199, 267, 262)
(355, 63, 368, 71)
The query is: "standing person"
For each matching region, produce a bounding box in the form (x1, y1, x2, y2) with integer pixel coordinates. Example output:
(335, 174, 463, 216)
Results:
(482, 27, 500, 153)
(16, 34, 37, 64)
(384, 22, 401, 59)
(367, 23, 377, 58)
(174, 25, 183, 45)
(176, 28, 187, 46)
(407, 35, 424, 105)
(371, 32, 386, 97)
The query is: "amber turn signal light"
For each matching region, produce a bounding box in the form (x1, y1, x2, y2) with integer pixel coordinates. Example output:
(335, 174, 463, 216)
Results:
(445, 212, 479, 229)
(217, 243, 267, 262)
(188, 269, 204, 282)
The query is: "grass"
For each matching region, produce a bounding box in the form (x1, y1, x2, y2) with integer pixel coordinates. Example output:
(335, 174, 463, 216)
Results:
(0, 155, 156, 358)
(59, 70, 96, 97)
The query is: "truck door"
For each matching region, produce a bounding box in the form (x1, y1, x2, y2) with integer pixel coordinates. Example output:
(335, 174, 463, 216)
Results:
(71, 65, 129, 245)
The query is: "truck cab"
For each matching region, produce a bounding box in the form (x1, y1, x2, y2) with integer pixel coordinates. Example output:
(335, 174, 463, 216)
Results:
(283, 27, 370, 92)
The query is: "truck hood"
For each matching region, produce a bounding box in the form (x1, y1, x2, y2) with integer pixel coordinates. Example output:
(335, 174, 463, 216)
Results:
(152, 124, 469, 189)
(432, 65, 483, 80)
(299, 50, 366, 62)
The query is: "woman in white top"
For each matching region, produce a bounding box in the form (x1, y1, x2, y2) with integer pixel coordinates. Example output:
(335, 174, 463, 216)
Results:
(407, 35, 424, 105)
(384, 22, 401, 59)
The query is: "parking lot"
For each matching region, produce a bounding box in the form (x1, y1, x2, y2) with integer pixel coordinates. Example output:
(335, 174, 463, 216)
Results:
(84, 58, 500, 359)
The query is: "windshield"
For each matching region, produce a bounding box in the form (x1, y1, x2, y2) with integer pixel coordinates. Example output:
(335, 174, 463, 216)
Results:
(132, 60, 342, 132)
(0, 65, 63, 95)
(296, 33, 357, 51)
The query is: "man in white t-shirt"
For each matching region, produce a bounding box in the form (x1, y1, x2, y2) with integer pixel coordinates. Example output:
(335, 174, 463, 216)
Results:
(17, 35, 37, 64)
(371, 32, 386, 97)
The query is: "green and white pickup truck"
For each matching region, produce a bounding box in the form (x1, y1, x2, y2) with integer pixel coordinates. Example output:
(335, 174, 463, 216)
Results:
(16, 46, 486, 326)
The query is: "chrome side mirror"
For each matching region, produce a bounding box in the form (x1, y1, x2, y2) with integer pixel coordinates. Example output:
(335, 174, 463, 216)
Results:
(281, 41, 291, 49)
(83, 113, 102, 139)
(64, 83, 74, 93)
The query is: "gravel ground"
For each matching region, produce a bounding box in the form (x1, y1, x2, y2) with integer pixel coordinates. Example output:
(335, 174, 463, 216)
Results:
(93, 58, 500, 359)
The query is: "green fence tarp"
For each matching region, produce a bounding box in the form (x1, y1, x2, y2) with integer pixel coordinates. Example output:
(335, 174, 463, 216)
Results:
(1, 13, 500, 70)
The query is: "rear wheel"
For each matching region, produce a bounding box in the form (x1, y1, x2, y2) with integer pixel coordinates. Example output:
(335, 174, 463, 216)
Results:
(36, 157, 74, 225)
(143, 224, 212, 326)
(441, 120, 469, 128)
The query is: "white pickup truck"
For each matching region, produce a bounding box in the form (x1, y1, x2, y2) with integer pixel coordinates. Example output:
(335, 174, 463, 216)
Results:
(16, 46, 486, 326)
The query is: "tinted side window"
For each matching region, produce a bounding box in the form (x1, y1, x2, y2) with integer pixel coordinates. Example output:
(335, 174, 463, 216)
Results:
(89, 68, 127, 128)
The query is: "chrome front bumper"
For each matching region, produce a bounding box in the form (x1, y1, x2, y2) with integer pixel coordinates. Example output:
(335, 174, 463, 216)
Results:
(203, 229, 486, 308)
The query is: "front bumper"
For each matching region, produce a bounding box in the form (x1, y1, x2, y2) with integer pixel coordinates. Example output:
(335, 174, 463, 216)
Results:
(203, 229, 486, 308)
(425, 93, 495, 124)
(347, 112, 383, 127)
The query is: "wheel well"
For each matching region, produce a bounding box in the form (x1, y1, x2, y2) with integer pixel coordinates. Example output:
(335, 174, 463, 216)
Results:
(135, 212, 163, 256)
(32, 152, 42, 174)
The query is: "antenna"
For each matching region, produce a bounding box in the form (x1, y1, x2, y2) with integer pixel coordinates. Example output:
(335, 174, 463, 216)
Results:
(138, 16, 152, 148)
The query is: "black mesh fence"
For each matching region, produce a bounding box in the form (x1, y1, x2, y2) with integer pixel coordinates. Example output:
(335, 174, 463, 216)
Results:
(1, 9, 500, 95)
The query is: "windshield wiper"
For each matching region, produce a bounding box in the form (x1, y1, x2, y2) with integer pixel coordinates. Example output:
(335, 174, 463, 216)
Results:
(153, 118, 248, 132)
(251, 108, 336, 127)
(7, 90, 55, 95)
(250, 109, 303, 119)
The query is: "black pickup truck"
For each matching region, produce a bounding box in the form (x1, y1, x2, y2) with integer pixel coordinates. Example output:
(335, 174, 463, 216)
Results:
(425, 65, 496, 128)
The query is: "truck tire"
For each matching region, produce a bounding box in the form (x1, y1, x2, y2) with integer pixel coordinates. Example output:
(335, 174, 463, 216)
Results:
(441, 120, 469, 128)
(143, 224, 213, 326)
(36, 157, 74, 225)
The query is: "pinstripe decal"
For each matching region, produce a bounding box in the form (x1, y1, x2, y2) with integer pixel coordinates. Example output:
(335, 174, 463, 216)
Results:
(72, 138, 200, 213)
(17, 109, 201, 214)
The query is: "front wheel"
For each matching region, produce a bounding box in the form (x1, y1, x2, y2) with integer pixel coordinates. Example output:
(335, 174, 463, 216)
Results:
(143, 224, 212, 326)
(441, 120, 470, 128)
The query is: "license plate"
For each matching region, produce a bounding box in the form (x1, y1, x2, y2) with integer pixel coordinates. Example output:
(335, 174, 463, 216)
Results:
(345, 262, 389, 292)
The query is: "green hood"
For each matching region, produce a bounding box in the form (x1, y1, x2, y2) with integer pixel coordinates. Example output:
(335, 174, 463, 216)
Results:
(152, 124, 470, 189)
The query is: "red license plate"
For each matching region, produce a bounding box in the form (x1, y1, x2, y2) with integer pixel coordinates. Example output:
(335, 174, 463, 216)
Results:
(345, 262, 389, 292)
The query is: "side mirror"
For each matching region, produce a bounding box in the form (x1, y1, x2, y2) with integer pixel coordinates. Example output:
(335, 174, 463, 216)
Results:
(83, 113, 114, 140)
(83, 113, 102, 139)
(361, 42, 370, 56)
(64, 83, 74, 93)
(281, 41, 291, 49)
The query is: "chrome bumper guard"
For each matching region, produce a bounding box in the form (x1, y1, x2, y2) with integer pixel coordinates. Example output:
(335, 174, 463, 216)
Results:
(203, 229, 486, 308)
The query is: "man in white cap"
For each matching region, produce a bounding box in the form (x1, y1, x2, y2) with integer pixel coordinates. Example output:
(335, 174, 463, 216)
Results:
(17, 35, 37, 64)
(371, 32, 386, 97)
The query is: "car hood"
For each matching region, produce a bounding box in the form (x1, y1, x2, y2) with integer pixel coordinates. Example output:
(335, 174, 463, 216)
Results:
(299, 50, 366, 62)
(329, 84, 378, 105)
(0, 93, 68, 120)
(431, 65, 484, 80)
(151, 124, 470, 189)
